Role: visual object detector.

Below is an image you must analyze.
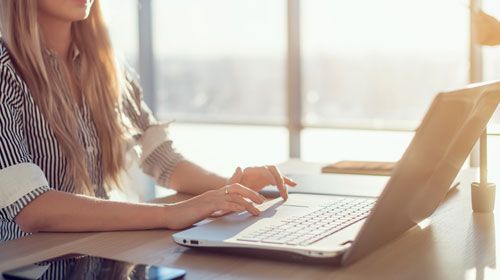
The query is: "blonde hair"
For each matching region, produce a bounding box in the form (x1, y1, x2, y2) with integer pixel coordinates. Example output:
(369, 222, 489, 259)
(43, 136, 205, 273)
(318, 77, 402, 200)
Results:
(0, 0, 126, 195)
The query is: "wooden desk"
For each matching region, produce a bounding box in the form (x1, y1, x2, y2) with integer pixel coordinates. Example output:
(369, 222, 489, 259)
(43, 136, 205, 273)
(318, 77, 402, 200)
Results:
(1, 160, 499, 279)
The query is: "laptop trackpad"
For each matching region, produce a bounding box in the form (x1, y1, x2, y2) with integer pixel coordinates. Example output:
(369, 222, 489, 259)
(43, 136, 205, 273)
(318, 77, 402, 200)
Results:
(230, 198, 312, 220)
(183, 198, 315, 241)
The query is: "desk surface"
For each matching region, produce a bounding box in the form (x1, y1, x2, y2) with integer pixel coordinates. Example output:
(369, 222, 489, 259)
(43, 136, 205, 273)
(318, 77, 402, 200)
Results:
(1, 160, 499, 280)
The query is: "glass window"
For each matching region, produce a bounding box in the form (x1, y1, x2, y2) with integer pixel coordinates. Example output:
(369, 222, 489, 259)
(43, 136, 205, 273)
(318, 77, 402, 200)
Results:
(101, 1, 144, 199)
(302, 129, 413, 163)
(100, 0, 139, 68)
(301, 0, 469, 128)
(156, 124, 288, 197)
(152, 0, 286, 124)
(169, 124, 289, 175)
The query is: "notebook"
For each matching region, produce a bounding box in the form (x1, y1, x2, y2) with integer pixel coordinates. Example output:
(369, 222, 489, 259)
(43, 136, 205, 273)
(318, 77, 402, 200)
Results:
(321, 160, 396, 176)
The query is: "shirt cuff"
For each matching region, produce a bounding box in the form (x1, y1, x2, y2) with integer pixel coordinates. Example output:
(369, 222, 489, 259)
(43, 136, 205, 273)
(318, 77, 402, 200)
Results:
(137, 121, 184, 186)
(0, 163, 50, 209)
(0, 185, 50, 222)
(138, 122, 173, 161)
(140, 142, 184, 187)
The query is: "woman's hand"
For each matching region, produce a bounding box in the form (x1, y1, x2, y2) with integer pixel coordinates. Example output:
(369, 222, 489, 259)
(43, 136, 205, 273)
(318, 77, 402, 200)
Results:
(228, 166, 297, 200)
(164, 183, 266, 230)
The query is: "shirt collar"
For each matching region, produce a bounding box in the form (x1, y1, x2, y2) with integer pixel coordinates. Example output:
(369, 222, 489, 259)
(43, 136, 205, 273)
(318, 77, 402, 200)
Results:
(44, 44, 81, 62)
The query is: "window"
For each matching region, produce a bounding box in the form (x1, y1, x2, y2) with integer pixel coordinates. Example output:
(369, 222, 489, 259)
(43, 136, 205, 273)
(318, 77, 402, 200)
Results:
(101, 1, 489, 174)
(100, 0, 139, 68)
(302, 129, 413, 163)
(301, 0, 469, 128)
(152, 0, 286, 124)
(102, 0, 146, 200)
(169, 124, 288, 174)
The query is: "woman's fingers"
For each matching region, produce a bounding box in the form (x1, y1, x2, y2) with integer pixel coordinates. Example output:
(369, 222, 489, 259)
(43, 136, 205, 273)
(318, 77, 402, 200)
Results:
(284, 177, 297, 187)
(213, 201, 246, 215)
(228, 166, 243, 184)
(242, 165, 296, 187)
(227, 194, 260, 216)
(225, 201, 246, 212)
(225, 184, 265, 204)
(266, 165, 288, 200)
(210, 184, 264, 216)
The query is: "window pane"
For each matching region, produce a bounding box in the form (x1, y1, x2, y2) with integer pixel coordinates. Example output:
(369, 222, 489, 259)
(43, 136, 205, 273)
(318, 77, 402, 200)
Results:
(169, 124, 289, 175)
(100, 0, 139, 68)
(155, 124, 288, 197)
(302, 129, 413, 163)
(152, 0, 286, 124)
(302, 0, 469, 127)
(101, 1, 144, 200)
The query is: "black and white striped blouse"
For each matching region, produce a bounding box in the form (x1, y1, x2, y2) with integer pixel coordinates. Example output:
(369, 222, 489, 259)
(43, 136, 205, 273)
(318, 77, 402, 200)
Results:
(0, 41, 183, 277)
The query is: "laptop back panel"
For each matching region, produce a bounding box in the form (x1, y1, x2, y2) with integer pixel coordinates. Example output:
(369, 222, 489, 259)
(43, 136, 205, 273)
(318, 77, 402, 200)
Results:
(343, 81, 500, 265)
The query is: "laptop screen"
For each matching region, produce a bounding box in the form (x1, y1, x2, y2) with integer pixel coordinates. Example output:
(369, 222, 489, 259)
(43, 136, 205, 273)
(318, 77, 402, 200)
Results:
(343, 81, 500, 265)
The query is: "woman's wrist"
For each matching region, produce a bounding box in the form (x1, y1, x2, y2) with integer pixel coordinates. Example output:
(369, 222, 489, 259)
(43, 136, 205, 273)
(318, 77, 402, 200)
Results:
(161, 203, 190, 230)
(213, 175, 230, 189)
(161, 195, 214, 230)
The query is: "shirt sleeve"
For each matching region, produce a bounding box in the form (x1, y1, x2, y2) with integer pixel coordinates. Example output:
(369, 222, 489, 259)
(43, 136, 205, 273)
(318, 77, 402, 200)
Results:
(0, 65, 51, 223)
(122, 71, 184, 187)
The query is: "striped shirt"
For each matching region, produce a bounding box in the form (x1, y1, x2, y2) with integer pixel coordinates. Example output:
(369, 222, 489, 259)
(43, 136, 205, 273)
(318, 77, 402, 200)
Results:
(0, 41, 184, 278)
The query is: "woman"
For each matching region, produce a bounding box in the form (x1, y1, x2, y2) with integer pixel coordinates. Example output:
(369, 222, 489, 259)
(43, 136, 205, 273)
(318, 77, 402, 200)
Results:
(0, 0, 294, 252)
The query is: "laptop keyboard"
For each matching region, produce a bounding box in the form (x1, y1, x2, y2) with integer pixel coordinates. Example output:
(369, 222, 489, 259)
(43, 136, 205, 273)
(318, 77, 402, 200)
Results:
(237, 198, 375, 246)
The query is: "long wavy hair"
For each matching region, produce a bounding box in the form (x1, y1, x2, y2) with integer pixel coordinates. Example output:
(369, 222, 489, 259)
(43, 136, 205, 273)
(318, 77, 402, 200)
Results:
(0, 0, 126, 195)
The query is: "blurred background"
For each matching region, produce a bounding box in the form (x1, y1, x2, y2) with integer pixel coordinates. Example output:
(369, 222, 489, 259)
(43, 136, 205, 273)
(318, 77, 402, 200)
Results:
(99, 0, 500, 199)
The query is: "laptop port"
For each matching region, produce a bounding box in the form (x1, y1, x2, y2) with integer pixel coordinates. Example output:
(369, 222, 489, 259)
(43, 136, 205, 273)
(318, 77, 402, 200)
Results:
(190, 240, 199, 245)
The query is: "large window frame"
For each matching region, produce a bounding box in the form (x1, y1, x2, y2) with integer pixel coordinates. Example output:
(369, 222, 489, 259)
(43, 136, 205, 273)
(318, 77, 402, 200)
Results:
(136, 0, 487, 166)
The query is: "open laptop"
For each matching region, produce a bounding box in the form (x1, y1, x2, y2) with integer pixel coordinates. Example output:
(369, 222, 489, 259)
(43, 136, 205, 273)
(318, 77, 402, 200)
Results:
(173, 81, 500, 265)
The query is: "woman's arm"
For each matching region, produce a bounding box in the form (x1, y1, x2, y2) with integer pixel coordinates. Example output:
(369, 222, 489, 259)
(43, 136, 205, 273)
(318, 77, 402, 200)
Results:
(168, 160, 229, 195)
(14, 190, 169, 233)
(168, 161, 297, 199)
(14, 184, 265, 233)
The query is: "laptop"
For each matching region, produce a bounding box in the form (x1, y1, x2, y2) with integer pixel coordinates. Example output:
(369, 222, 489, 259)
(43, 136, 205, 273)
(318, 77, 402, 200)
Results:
(173, 81, 500, 265)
